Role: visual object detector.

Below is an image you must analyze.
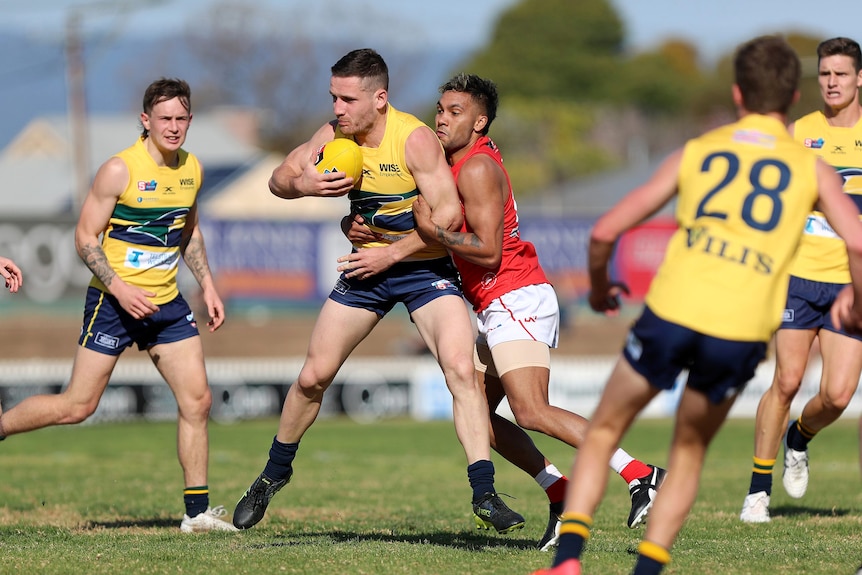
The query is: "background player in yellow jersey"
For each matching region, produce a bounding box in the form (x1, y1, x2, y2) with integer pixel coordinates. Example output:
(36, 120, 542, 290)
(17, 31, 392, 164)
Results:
(233, 49, 524, 534)
(532, 36, 862, 575)
(0, 255, 22, 293)
(740, 37, 862, 523)
(0, 78, 236, 533)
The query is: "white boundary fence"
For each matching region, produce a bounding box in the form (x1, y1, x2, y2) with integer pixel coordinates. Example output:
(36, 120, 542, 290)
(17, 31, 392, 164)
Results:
(0, 355, 855, 424)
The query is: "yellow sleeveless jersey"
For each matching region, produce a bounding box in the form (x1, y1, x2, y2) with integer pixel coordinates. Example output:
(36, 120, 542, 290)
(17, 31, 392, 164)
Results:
(787, 111, 862, 283)
(340, 105, 448, 261)
(89, 137, 202, 304)
(645, 115, 819, 341)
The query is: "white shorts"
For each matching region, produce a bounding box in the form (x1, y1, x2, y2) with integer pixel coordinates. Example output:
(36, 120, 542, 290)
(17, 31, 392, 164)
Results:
(474, 284, 559, 377)
(474, 284, 560, 377)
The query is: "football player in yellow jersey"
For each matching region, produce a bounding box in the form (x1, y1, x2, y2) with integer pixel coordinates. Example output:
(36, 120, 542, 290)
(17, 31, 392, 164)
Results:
(0, 79, 236, 533)
(234, 49, 524, 534)
(532, 36, 862, 575)
(740, 37, 862, 524)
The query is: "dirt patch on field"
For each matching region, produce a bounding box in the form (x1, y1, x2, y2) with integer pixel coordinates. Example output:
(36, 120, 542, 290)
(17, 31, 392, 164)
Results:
(0, 305, 632, 360)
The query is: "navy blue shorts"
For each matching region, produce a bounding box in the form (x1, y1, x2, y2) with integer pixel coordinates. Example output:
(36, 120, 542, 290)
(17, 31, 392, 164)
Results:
(79, 287, 200, 355)
(328, 256, 462, 317)
(781, 275, 862, 340)
(622, 306, 767, 404)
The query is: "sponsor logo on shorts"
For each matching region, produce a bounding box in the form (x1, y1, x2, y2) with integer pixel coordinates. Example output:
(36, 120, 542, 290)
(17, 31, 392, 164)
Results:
(94, 332, 120, 349)
(481, 272, 497, 290)
(431, 279, 455, 291)
(625, 331, 642, 361)
(783, 309, 794, 322)
(334, 279, 350, 294)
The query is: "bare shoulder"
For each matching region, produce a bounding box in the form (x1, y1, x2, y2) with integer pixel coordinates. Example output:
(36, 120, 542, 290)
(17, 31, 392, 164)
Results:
(405, 125, 445, 172)
(92, 156, 131, 198)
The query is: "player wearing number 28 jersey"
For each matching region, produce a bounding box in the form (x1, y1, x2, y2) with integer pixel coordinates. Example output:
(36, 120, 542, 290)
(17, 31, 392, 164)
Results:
(647, 114, 819, 342)
(534, 36, 862, 575)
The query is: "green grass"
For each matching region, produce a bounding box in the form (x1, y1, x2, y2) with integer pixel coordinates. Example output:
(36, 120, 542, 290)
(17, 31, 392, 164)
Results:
(1, 416, 861, 574)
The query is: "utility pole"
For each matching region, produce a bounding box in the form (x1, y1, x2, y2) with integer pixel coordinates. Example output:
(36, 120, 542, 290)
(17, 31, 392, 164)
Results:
(66, 9, 90, 211)
(63, 0, 169, 211)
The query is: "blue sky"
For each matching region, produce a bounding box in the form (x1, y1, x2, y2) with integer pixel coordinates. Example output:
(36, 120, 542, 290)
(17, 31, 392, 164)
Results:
(1, 0, 859, 149)
(2, 0, 859, 59)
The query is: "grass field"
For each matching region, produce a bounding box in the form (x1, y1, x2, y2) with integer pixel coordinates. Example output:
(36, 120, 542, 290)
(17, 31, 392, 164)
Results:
(1, 416, 861, 574)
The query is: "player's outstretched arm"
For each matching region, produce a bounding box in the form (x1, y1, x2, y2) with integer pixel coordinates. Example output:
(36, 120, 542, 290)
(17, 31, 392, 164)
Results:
(406, 126, 463, 233)
(588, 149, 682, 314)
(414, 154, 504, 269)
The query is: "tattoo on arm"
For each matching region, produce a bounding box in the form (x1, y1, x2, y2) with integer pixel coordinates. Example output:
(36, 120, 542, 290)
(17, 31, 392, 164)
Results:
(79, 243, 116, 287)
(435, 226, 481, 249)
(181, 234, 212, 286)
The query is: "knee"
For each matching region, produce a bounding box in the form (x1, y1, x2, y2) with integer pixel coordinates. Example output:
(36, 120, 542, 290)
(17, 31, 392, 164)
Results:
(295, 367, 332, 399)
(773, 371, 804, 402)
(511, 410, 543, 433)
(821, 385, 855, 412)
(440, 357, 477, 393)
(64, 401, 99, 424)
(179, 387, 212, 422)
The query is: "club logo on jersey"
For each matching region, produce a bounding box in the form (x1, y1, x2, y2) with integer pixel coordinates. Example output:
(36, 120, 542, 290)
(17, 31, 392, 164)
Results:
(804, 138, 825, 149)
(137, 180, 158, 191)
(126, 208, 189, 246)
(840, 168, 862, 195)
(481, 272, 498, 290)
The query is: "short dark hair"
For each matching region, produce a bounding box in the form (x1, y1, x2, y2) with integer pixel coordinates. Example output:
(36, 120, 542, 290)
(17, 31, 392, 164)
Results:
(817, 37, 862, 73)
(734, 36, 800, 115)
(439, 73, 499, 135)
(141, 78, 191, 137)
(331, 48, 389, 91)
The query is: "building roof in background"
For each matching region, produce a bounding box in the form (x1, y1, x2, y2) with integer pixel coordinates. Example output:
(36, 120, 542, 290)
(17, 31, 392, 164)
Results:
(202, 153, 351, 220)
(0, 108, 262, 216)
(523, 156, 676, 218)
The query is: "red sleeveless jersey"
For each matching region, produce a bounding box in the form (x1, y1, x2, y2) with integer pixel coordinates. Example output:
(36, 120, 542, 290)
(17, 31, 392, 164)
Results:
(451, 136, 549, 312)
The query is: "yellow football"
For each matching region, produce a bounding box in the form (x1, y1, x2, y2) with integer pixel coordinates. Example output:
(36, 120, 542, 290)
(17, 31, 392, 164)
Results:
(314, 138, 363, 182)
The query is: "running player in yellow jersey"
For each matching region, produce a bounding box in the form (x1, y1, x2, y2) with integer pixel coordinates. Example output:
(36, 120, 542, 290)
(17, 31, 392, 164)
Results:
(740, 37, 862, 523)
(233, 49, 524, 534)
(0, 78, 236, 533)
(531, 36, 862, 575)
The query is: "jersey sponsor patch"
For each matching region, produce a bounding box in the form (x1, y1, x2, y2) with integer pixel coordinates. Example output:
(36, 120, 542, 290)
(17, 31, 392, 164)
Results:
(124, 248, 179, 270)
(803, 214, 840, 239)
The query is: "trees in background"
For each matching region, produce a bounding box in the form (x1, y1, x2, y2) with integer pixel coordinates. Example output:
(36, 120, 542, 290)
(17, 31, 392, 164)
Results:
(181, 0, 828, 195)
